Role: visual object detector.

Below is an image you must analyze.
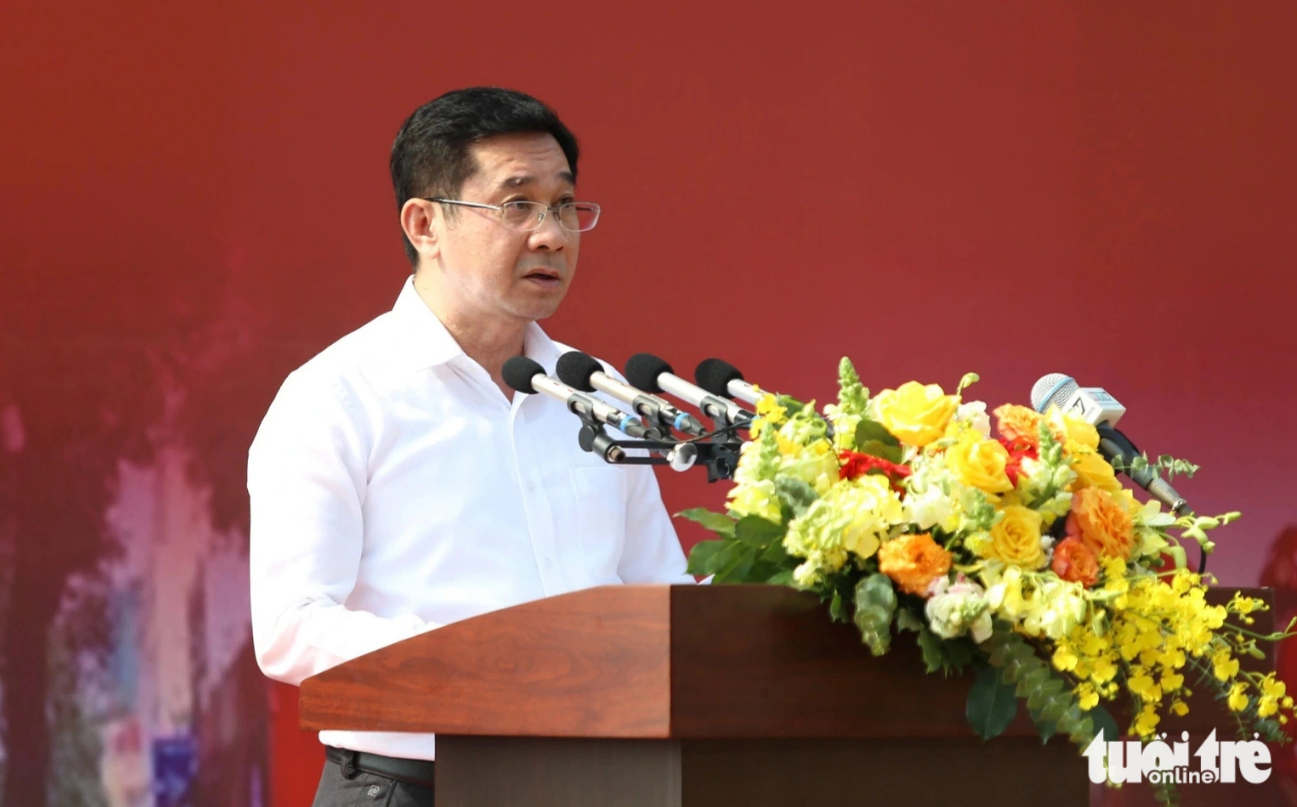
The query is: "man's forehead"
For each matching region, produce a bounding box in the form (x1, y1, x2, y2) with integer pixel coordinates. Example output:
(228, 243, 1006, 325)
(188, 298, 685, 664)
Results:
(467, 133, 573, 189)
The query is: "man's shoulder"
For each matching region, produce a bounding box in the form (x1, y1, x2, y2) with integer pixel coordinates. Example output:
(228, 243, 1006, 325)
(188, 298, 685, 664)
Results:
(282, 310, 403, 400)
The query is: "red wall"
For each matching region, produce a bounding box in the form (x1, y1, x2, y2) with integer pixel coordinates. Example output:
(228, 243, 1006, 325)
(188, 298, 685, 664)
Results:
(5, 2, 1296, 805)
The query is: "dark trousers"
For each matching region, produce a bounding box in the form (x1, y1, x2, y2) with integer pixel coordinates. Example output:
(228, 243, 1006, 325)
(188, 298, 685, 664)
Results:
(311, 748, 435, 807)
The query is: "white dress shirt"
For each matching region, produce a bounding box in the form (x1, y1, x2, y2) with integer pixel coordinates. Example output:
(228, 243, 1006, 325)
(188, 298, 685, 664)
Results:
(248, 277, 692, 761)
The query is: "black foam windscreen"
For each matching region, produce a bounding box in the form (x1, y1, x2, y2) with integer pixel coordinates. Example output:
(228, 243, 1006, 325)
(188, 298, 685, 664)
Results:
(694, 358, 743, 397)
(501, 356, 545, 394)
(624, 353, 674, 394)
(555, 351, 602, 392)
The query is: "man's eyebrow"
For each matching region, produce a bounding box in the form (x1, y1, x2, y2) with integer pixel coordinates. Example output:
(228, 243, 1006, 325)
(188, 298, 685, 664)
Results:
(498, 171, 576, 190)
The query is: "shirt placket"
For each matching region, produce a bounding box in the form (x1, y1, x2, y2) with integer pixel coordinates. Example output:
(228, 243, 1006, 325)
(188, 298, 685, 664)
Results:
(510, 397, 567, 594)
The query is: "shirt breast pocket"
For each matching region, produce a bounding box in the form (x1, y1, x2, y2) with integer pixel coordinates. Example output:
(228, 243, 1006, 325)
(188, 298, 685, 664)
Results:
(568, 465, 629, 571)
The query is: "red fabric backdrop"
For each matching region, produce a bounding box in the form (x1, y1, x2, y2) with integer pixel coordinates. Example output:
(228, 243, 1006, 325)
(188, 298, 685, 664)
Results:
(4, 3, 1296, 805)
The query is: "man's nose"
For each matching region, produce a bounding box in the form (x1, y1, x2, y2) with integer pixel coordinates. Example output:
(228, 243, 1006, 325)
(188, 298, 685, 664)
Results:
(527, 209, 569, 250)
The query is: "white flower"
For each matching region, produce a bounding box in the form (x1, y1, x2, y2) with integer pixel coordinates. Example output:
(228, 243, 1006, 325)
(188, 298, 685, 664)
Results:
(908, 484, 954, 531)
(955, 401, 991, 438)
(925, 574, 993, 644)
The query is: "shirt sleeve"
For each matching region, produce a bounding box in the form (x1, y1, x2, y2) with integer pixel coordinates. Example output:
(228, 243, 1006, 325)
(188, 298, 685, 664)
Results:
(617, 463, 696, 584)
(247, 368, 436, 686)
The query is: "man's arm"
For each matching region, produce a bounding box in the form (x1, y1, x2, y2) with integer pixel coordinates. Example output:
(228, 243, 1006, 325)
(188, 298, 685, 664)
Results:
(248, 369, 435, 686)
(616, 463, 696, 584)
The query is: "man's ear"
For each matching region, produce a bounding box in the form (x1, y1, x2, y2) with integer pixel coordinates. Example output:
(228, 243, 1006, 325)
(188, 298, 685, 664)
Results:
(400, 198, 440, 265)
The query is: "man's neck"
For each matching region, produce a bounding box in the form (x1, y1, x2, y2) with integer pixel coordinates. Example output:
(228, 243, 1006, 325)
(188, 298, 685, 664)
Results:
(412, 278, 528, 400)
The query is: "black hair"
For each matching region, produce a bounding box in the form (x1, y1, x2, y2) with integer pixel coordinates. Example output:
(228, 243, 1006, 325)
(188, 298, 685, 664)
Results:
(389, 87, 580, 267)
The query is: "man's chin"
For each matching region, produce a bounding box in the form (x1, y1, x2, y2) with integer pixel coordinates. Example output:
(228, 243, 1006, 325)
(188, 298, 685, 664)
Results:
(510, 296, 565, 322)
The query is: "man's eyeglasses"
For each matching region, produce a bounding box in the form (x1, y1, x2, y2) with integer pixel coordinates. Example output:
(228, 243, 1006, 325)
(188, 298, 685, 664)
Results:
(423, 198, 601, 233)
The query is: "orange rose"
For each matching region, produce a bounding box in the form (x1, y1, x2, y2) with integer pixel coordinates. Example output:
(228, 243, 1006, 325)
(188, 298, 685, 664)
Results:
(1051, 536, 1099, 587)
(994, 404, 1044, 447)
(878, 533, 952, 597)
(1066, 487, 1136, 561)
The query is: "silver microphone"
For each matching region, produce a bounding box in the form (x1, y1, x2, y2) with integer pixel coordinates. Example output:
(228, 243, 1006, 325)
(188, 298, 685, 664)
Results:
(694, 358, 763, 406)
(556, 351, 708, 437)
(1031, 373, 1186, 514)
(625, 353, 755, 426)
(503, 357, 660, 443)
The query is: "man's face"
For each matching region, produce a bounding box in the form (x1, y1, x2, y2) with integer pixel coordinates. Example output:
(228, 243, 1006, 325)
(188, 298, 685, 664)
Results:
(424, 132, 579, 326)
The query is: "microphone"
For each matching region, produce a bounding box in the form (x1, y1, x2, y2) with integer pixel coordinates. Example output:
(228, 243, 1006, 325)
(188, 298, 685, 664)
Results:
(694, 358, 762, 406)
(556, 351, 708, 438)
(503, 357, 662, 452)
(625, 353, 755, 426)
(1030, 373, 1187, 514)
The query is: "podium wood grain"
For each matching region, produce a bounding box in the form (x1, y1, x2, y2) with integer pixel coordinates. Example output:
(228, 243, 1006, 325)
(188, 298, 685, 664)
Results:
(298, 584, 1272, 806)
(300, 584, 1270, 740)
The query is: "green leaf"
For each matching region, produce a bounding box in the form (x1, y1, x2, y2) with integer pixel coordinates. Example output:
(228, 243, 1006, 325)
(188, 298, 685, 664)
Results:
(911, 624, 975, 676)
(713, 543, 757, 583)
(675, 508, 737, 538)
(734, 515, 785, 547)
(1028, 705, 1058, 744)
(895, 609, 924, 633)
(685, 540, 727, 576)
(766, 569, 795, 586)
(829, 591, 847, 622)
(852, 574, 897, 655)
(1089, 704, 1120, 744)
(942, 637, 975, 676)
(855, 418, 900, 448)
(856, 438, 904, 465)
(915, 624, 946, 673)
(966, 665, 1020, 741)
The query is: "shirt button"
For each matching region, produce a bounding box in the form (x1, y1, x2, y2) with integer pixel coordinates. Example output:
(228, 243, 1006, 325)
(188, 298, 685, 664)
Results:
(526, 481, 536, 492)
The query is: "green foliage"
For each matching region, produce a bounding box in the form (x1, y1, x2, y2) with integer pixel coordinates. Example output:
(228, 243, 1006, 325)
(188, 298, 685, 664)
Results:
(685, 540, 726, 576)
(676, 508, 736, 538)
(734, 515, 784, 546)
(683, 511, 795, 585)
(853, 419, 903, 463)
(895, 607, 973, 675)
(980, 624, 1098, 746)
(854, 418, 899, 447)
(1027, 704, 1057, 744)
(1110, 453, 1201, 483)
(852, 573, 897, 656)
(966, 665, 1019, 740)
(918, 627, 976, 677)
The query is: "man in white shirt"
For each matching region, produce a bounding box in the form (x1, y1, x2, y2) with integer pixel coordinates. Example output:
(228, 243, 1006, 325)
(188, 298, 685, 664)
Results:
(248, 87, 693, 807)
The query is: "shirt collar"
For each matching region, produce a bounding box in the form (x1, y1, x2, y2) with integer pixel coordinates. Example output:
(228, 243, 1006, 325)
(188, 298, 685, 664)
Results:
(392, 276, 563, 373)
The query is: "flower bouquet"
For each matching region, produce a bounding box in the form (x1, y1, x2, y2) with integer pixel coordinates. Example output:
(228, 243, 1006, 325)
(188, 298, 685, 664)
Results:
(681, 359, 1295, 802)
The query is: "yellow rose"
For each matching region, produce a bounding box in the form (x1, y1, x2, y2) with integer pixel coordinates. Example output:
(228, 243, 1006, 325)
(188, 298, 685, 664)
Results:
(1068, 446, 1124, 494)
(985, 505, 1047, 569)
(1066, 487, 1135, 561)
(1045, 408, 1100, 451)
(872, 382, 958, 447)
(945, 436, 1014, 495)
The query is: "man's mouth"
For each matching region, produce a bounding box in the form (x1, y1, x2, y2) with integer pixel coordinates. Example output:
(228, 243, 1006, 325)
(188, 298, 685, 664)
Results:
(523, 268, 562, 286)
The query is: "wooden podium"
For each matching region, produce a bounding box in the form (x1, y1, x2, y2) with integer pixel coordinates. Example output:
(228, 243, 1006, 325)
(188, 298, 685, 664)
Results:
(299, 584, 1272, 807)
